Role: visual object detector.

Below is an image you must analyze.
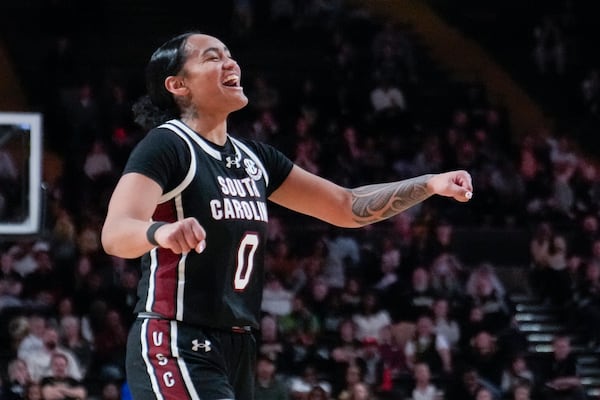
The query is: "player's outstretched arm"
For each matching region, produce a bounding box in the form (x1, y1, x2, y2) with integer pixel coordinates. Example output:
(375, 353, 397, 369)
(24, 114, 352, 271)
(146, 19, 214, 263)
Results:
(269, 166, 473, 228)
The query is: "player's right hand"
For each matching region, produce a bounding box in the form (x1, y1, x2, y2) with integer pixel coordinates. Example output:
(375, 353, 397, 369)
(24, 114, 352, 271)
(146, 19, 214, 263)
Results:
(153, 217, 207, 254)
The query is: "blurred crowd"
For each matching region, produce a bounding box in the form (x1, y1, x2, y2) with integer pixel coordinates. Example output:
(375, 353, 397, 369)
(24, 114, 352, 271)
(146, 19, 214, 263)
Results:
(1, 1, 600, 399)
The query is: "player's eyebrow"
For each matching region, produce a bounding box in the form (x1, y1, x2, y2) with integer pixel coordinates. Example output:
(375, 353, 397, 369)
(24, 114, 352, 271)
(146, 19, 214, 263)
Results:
(201, 46, 231, 57)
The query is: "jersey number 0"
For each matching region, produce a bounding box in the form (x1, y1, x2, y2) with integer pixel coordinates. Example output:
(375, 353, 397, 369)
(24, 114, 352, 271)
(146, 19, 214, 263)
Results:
(233, 232, 259, 291)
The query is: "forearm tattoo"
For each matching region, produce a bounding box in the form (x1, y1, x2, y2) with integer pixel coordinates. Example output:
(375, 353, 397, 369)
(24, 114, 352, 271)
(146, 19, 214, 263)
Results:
(350, 174, 434, 225)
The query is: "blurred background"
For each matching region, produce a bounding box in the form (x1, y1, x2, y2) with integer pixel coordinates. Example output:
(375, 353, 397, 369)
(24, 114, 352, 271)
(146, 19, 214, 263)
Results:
(0, 1, 599, 399)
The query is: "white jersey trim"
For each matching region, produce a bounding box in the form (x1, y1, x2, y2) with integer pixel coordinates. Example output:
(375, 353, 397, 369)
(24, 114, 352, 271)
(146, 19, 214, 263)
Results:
(174, 195, 187, 321)
(170, 321, 200, 399)
(140, 319, 165, 400)
(157, 122, 197, 204)
(145, 248, 159, 312)
(169, 119, 242, 163)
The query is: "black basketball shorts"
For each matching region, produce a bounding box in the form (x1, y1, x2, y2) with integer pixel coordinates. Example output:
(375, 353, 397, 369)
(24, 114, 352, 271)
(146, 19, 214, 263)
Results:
(126, 318, 256, 400)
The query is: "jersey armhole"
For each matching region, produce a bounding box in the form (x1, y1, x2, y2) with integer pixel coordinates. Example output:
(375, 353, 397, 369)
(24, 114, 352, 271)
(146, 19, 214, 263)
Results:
(157, 122, 197, 204)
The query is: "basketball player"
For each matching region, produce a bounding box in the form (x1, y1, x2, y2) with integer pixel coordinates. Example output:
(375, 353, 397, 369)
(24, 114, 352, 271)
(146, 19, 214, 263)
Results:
(101, 32, 473, 400)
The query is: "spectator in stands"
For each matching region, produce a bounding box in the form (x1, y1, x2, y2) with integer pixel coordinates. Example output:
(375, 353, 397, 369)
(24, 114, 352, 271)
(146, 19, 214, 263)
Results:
(344, 382, 374, 400)
(356, 337, 383, 388)
(279, 294, 321, 345)
(331, 124, 366, 188)
(22, 242, 62, 306)
(377, 323, 411, 383)
(388, 266, 437, 323)
(316, 290, 346, 347)
(446, 366, 498, 400)
(500, 353, 535, 397)
(61, 81, 102, 153)
(351, 290, 391, 342)
(92, 309, 127, 381)
(288, 363, 331, 400)
(426, 220, 458, 264)
(335, 364, 364, 400)
(571, 260, 600, 348)
(431, 297, 461, 351)
(250, 109, 281, 143)
(570, 213, 599, 259)
(530, 225, 571, 306)
(58, 315, 92, 379)
(0, 271, 24, 314)
(293, 131, 321, 175)
(262, 272, 294, 317)
(294, 236, 328, 292)
(330, 319, 361, 380)
(265, 238, 298, 286)
(404, 314, 452, 377)
(321, 228, 360, 291)
(258, 313, 287, 372)
(10, 241, 40, 279)
(21, 325, 82, 382)
(40, 353, 87, 400)
(16, 314, 46, 360)
(339, 276, 363, 316)
(255, 355, 289, 400)
(411, 135, 444, 177)
(373, 237, 401, 291)
(464, 264, 510, 334)
(429, 253, 465, 306)
(22, 382, 42, 400)
(1, 358, 32, 400)
(307, 385, 331, 400)
(538, 335, 585, 400)
(48, 207, 78, 273)
(96, 380, 122, 400)
(474, 387, 495, 400)
(302, 277, 336, 335)
(510, 381, 532, 400)
(463, 330, 504, 393)
(83, 139, 116, 183)
(518, 134, 554, 221)
(409, 362, 441, 400)
(278, 295, 326, 375)
(369, 75, 408, 133)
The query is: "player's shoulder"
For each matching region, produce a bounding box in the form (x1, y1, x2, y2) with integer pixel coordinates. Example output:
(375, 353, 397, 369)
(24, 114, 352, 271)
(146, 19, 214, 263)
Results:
(138, 124, 190, 149)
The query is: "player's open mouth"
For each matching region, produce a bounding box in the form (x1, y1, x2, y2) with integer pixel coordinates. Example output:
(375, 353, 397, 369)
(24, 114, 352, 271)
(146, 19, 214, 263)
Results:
(222, 75, 240, 87)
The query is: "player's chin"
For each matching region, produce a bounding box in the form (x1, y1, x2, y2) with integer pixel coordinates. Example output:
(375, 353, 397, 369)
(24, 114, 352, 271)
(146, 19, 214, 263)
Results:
(231, 94, 249, 111)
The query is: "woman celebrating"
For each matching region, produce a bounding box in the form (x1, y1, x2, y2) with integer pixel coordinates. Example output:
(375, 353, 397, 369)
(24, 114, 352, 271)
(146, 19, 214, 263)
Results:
(101, 32, 473, 400)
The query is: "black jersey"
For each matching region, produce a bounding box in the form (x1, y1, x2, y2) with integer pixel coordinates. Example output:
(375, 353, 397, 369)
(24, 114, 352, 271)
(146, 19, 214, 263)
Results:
(123, 119, 293, 330)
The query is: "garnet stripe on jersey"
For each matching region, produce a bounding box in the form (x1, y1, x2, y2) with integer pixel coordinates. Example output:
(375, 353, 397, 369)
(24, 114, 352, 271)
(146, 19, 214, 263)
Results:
(150, 200, 181, 318)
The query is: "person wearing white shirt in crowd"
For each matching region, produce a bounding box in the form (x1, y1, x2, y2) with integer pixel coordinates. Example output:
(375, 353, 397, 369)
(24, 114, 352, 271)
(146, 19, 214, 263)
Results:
(17, 314, 47, 360)
(22, 326, 83, 382)
(261, 272, 293, 317)
(352, 291, 392, 342)
(411, 362, 440, 400)
(431, 297, 460, 350)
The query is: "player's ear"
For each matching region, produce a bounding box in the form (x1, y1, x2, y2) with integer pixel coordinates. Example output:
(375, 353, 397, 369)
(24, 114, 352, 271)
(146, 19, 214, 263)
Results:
(165, 76, 188, 96)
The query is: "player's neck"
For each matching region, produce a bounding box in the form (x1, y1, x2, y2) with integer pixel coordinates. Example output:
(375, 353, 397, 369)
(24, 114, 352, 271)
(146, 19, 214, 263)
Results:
(181, 116, 228, 145)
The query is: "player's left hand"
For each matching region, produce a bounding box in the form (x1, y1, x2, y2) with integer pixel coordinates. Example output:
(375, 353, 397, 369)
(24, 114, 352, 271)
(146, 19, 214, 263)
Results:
(427, 170, 473, 202)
